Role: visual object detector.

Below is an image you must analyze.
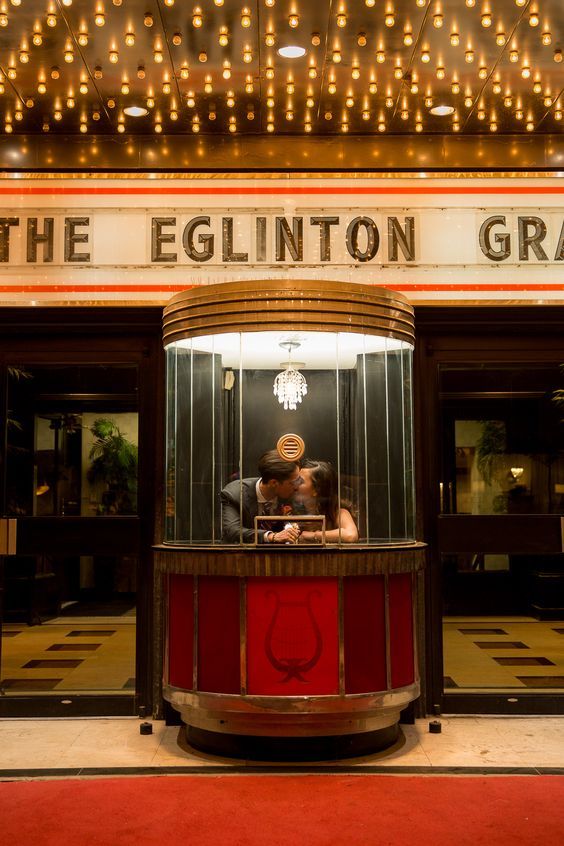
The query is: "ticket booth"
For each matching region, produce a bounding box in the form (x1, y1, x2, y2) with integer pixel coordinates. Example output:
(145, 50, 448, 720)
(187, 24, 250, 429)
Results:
(155, 280, 425, 758)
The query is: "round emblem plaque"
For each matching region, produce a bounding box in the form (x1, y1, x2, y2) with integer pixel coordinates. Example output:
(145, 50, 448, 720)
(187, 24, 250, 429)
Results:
(277, 433, 305, 462)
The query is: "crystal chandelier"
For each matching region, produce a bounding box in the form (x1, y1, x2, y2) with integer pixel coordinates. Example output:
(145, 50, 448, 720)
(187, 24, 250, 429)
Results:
(273, 341, 308, 411)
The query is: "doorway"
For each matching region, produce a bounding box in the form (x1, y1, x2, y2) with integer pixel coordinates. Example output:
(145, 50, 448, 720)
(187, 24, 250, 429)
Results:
(0, 308, 163, 716)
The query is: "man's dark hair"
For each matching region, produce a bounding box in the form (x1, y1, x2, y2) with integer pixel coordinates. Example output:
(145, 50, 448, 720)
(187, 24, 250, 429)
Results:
(258, 450, 298, 483)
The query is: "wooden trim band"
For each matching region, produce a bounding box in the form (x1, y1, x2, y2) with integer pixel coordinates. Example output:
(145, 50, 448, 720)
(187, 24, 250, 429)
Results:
(163, 280, 415, 347)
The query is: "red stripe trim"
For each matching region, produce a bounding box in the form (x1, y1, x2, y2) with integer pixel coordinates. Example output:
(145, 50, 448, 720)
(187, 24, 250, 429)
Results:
(0, 283, 562, 294)
(0, 186, 562, 196)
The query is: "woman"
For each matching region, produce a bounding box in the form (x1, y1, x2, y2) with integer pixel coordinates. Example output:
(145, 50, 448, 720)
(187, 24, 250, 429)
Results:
(294, 460, 358, 543)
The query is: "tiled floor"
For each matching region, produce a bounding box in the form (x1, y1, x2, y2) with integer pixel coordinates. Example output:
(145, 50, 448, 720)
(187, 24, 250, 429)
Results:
(443, 617, 564, 692)
(0, 716, 563, 773)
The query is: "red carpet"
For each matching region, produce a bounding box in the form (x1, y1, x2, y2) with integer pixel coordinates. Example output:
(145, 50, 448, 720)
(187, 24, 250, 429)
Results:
(2, 774, 564, 846)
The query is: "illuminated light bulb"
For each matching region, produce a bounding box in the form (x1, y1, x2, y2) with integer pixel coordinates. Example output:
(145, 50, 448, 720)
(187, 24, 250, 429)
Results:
(311, 32, 321, 46)
(324, 110, 332, 120)
(478, 66, 488, 79)
(218, 26, 228, 45)
(266, 121, 274, 132)
(369, 82, 377, 93)
(170, 110, 178, 121)
(107, 98, 115, 108)
(286, 110, 294, 120)
(421, 50, 430, 63)
(186, 94, 195, 107)
(362, 109, 370, 120)
(496, 32, 506, 46)
(541, 31, 551, 46)
(7, 66, 16, 79)
(328, 81, 337, 94)
(509, 50, 519, 62)
(19, 49, 29, 63)
(172, 32, 182, 46)
(464, 96, 473, 107)
(0, 13, 7, 25)
(357, 32, 367, 47)
(378, 121, 386, 132)
(137, 66, 146, 80)
(477, 109, 486, 120)
(450, 31, 459, 46)
(80, 122, 88, 133)
(304, 121, 312, 132)
(515, 0, 526, 4)
(481, 13, 492, 27)
(78, 32, 88, 46)
(424, 97, 433, 108)
(403, 31, 413, 46)
(180, 65, 189, 79)
(504, 96, 513, 107)
(192, 9, 203, 28)
(94, 12, 105, 27)
(14, 109, 23, 121)
(451, 81, 460, 94)
(436, 66, 445, 79)
(42, 122, 49, 132)
(465, 50, 474, 64)
(332, 49, 341, 63)
(222, 60, 231, 79)
(144, 13, 153, 26)
(286, 81, 295, 94)
(146, 97, 155, 108)
(532, 81, 541, 94)
(492, 81, 501, 94)
(154, 49, 163, 63)
(341, 121, 348, 132)
(245, 80, 254, 93)
(400, 109, 409, 120)
(453, 121, 460, 132)
(376, 50, 385, 63)
(46, 13, 57, 26)
(366, 0, 375, 6)
(529, 12, 539, 27)
(37, 82, 47, 94)
(162, 82, 171, 94)
(241, 7, 251, 27)
(544, 96, 553, 107)
(5, 122, 13, 133)
(124, 31, 135, 47)
(554, 50, 563, 63)
(521, 65, 531, 78)
(526, 121, 534, 131)
(109, 49, 119, 63)
(433, 14, 443, 28)
(352, 65, 360, 79)
(394, 66, 403, 79)
(411, 81, 419, 93)
(154, 122, 162, 133)
(308, 66, 317, 78)
(54, 110, 62, 121)
(345, 95, 354, 107)
(265, 65, 274, 78)
(92, 110, 100, 120)
(265, 32, 275, 46)
(215, 0, 224, 4)
(204, 78, 213, 93)
(415, 121, 423, 132)
(164, 0, 174, 5)
(243, 48, 252, 63)
(385, 97, 394, 107)
(465, 0, 475, 6)
(337, 13, 346, 27)
(247, 108, 255, 120)
(66, 96, 75, 108)
(80, 82, 88, 94)
(306, 96, 314, 108)
(226, 94, 235, 107)
(490, 121, 497, 132)
(33, 33, 43, 46)
(515, 108, 523, 119)
(51, 66, 60, 79)
(555, 110, 562, 121)
(288, 13, 298, 27)
(385, 13, 395, 27)
(64, 48, 74, 63)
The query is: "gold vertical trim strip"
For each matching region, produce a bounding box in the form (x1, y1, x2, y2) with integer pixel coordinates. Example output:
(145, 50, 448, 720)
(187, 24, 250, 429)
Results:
(384, 574, 392, 692)
(240, 578, 247, 696)
(192, 575, 199, 692)
(411, 571, 419, 684)
(338, 576, 345, 696)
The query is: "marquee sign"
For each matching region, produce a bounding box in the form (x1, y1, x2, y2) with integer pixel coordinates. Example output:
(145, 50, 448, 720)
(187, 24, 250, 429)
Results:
(0, 176, 562, 303)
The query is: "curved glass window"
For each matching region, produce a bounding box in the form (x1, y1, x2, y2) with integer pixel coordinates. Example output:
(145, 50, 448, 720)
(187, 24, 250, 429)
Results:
(165, 330, 415, 545)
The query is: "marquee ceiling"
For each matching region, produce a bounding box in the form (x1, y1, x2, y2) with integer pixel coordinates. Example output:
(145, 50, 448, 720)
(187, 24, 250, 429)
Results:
(0, 0, 562, 137)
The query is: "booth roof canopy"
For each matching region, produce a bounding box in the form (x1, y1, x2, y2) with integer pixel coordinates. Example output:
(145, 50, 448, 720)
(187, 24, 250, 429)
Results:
(0, 0, 562, 139)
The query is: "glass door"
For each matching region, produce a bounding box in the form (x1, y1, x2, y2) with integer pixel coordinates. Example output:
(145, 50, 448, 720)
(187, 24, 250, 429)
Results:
(439, 364, 564, 703)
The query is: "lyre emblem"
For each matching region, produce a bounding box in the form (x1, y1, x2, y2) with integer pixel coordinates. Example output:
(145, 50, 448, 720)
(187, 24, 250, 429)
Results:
(264, 589, 323, 683)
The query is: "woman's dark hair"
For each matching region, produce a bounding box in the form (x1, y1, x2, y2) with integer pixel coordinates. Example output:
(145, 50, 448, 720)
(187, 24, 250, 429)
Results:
(258, 449, 298, 483)
(302, 459, 340, 529)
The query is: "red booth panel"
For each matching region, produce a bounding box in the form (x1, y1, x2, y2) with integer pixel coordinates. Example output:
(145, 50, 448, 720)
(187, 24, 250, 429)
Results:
(198, 576, 241, 694)
(168, 574, 194, 690)
(344, 576, 387, 694)
(389, 573, 415, 689)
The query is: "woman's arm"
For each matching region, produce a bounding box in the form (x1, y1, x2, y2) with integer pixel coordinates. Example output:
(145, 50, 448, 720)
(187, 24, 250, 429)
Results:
(299, 509, 358, 544)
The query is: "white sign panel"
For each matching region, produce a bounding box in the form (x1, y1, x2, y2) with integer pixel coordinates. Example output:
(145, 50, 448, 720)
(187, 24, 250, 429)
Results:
(0, 176, 562, 304)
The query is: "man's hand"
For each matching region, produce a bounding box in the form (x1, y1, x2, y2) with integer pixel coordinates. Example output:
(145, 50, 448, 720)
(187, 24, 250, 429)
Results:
(272, 524, 300, 543)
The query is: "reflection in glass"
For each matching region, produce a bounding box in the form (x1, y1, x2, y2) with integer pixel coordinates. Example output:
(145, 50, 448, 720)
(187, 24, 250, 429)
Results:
(165, 330, 415, 545)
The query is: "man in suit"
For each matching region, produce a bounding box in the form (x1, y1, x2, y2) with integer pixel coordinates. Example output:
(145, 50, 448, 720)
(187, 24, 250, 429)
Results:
(221, 449, 302, 544)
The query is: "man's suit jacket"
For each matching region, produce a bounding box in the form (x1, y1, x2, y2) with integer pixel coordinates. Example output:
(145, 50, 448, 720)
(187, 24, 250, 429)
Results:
(221, 477, 267, 544)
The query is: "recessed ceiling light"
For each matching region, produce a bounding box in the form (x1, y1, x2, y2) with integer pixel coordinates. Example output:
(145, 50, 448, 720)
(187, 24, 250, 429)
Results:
(430, 104, 455, 116)
(124, 105, 149, 117)
(277, 45, 306, 59)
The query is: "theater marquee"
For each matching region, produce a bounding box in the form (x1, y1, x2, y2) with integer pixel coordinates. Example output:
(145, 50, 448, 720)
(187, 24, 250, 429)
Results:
(0, 175, 562, 304)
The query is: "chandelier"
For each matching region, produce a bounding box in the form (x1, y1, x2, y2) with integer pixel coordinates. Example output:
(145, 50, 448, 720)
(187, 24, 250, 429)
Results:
(273, 342, 308, 411)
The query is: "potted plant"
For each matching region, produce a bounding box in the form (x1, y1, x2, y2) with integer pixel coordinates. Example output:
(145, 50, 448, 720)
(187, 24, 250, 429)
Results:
(87, 418, 138, 514)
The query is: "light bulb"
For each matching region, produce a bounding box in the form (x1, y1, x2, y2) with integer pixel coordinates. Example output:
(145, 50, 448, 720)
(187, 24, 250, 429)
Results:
(496, 32, 506, 46)
(404, 31, 413, 46)
(193, 9, 203, 28)
(433, 14, 443, 28)
(241, 8, 251, 27)
(481, 13, 492, 27)
(94, 12, 105, 27)
(465, 50, 474, 63)
(337, 13, 346, 27)
(542, 32, 552, 46)
(385, 13, 395, 27)
(450, 32, 459, 46)
(125, 32, 135, 46)
(109, 49, 118, 63)
(288, 13, 298, 28)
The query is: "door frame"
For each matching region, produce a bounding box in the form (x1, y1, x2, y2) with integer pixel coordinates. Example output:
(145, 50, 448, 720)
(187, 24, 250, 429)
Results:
(0, 307, 164, 717)
(415, 305, 564, 715)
